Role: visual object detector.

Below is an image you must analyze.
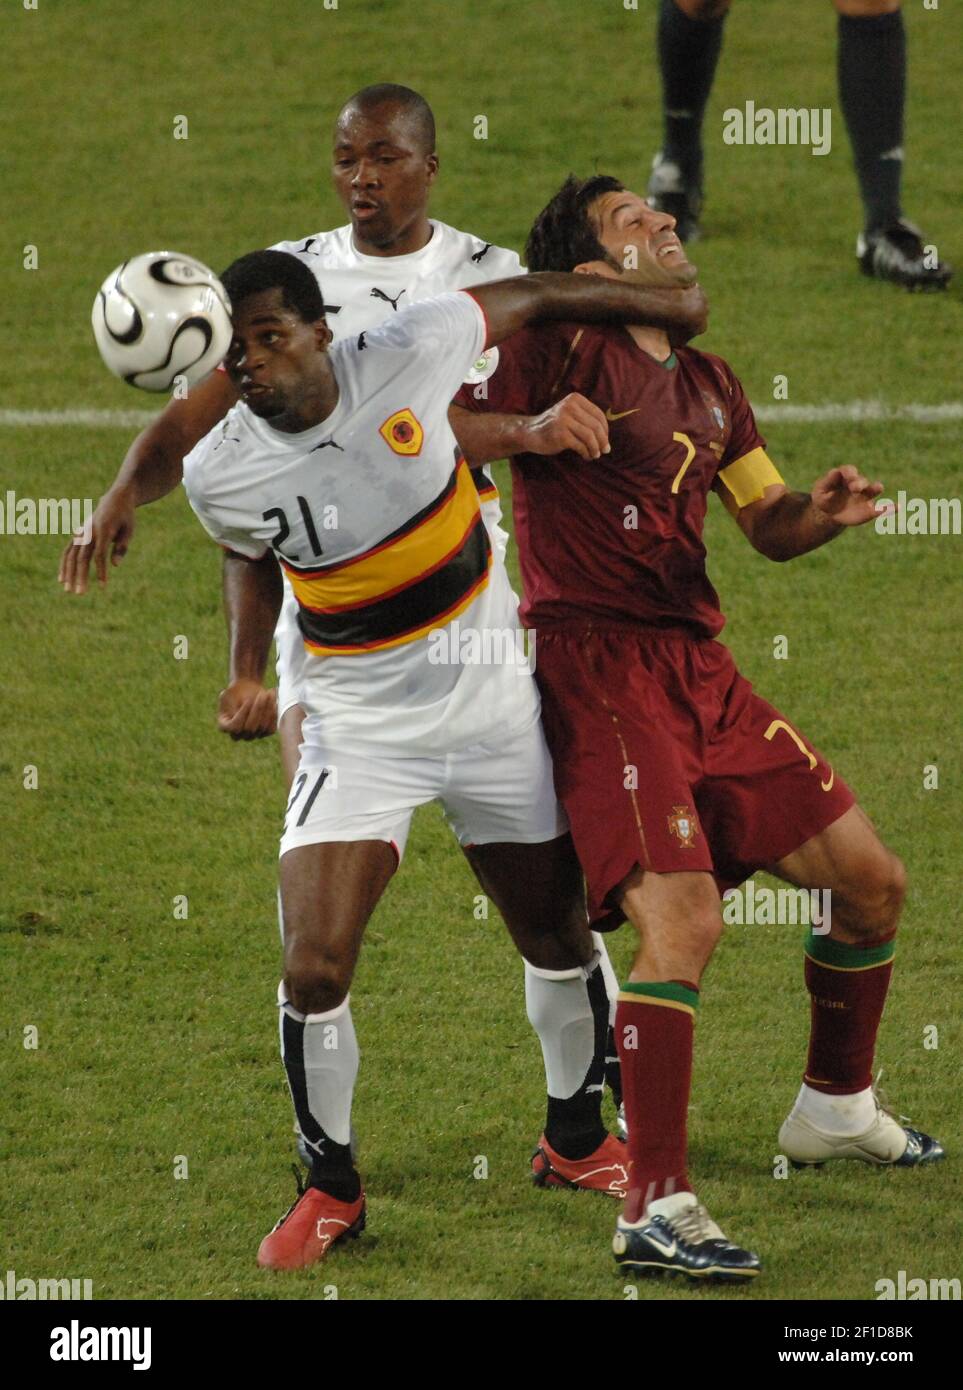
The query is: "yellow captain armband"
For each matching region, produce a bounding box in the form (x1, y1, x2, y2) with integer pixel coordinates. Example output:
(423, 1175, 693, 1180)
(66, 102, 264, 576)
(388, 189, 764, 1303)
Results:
(716, 447, 785, 509)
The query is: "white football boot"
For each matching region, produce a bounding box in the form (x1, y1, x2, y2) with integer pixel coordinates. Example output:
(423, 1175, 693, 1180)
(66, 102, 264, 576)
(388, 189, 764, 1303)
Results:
(779, 1086, 944, 1168)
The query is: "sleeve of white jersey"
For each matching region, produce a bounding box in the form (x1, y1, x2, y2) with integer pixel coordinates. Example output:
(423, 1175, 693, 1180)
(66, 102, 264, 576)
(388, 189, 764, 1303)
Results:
(182, 445, 268, 561)
(368, 290, 489, 400)
(476, 245, 526, 281)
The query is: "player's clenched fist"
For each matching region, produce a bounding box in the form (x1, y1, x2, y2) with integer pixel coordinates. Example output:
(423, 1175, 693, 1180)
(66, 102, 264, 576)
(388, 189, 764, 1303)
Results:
(522, 393, 611, 460)
(217, 679, 278, 741)
(811, 465, 887, 528)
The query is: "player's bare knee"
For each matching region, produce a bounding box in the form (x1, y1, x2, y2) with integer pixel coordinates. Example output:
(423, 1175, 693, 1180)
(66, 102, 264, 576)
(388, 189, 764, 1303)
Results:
(677, 0, 732, 20)
(643, 905, 722, 981)
(686, 906, 724, 963)
(284, 947, 352, 1016)
(832, 0, 900, 16)
(869, 849, 907, 931)
(519, 917, 593, 972)
(833, 849, 907, 939)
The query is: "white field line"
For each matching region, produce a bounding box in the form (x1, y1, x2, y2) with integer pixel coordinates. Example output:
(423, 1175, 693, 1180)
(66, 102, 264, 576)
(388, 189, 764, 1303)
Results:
(0, 402, 960, 428)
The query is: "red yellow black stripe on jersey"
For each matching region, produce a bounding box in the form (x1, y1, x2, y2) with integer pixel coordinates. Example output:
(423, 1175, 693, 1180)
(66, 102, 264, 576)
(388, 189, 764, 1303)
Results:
(470, 464, 499, 502)
(280, 459, 492, 655)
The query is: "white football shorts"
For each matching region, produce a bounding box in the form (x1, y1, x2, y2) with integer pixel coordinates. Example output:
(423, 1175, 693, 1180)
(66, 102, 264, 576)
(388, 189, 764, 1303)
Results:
(279, 707, 567, 860)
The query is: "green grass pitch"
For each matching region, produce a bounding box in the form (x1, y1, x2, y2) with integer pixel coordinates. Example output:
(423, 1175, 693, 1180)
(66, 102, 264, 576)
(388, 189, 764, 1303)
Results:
(1, 0, 959, 1301)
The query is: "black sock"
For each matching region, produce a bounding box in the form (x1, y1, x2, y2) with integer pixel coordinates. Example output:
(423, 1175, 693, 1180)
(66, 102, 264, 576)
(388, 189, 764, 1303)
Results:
(309, 1142, 361, 1203)
(838, 10, 906, 232)
(657, 0, 728, 179)
(544, 960, 609, 1160)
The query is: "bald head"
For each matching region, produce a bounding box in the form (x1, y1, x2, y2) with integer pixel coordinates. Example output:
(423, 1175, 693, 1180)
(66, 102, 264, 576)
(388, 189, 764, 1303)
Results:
(331, 84, 439, 255)
(337, 83, 436, 156)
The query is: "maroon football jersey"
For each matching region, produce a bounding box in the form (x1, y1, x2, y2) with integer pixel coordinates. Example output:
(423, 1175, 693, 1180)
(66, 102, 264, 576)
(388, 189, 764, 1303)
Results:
(455, 322, 773, 638)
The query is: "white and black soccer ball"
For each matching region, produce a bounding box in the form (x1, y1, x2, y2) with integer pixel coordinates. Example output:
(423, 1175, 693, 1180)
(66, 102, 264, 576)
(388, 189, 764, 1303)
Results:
(91, 251, 232, 392)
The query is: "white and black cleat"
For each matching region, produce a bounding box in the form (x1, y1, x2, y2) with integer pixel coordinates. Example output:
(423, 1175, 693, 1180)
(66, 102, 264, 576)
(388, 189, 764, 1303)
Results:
(779, 1094, 945, 1169)
(646, 152, 703, 243)
(613, 1193, 761, 1283)
(856, 218, 952, 291)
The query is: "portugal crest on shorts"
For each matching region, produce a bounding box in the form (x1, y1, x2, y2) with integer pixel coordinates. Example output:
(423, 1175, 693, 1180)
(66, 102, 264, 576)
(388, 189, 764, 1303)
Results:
(379, 407, 424, 457)
(667, 805, 699, 848)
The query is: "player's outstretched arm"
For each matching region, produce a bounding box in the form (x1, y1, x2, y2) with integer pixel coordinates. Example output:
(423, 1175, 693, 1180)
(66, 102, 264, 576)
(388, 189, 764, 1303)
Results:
(732, 466, 889, 562)
(217, 550, 283, 741)
(58, 369, 239, 595)
(467, 272, 707, 350)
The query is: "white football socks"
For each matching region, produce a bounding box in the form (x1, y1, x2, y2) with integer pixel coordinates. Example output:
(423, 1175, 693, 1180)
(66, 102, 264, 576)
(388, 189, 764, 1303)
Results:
(793, 1081, 877, 1136)
(278, 984, 359, 1149)
(593, 932, 620, 1025)
(525, 950, 607, 1099)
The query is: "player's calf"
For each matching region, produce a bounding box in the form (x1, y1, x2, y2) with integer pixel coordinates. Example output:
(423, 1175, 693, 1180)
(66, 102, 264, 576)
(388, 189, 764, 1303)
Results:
(619, 867, 723, 983)
(466, 836, 623, 1179)
(773, 814, 940, 1168)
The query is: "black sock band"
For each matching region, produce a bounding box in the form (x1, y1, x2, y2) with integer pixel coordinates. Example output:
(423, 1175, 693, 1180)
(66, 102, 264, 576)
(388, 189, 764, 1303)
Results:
(838, 10, 906, 232)
(658, 0, 727, 178)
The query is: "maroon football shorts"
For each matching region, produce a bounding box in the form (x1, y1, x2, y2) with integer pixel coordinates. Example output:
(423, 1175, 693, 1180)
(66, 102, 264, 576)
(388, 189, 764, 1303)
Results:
(533, 626, 856, 929)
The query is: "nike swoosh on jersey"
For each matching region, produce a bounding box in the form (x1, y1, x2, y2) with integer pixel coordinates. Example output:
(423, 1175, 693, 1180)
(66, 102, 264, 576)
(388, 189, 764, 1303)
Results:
(604, 408, 641, 421)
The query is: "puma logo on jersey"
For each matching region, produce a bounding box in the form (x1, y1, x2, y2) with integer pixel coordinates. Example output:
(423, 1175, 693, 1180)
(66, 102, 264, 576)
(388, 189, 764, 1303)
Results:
(370, 287, 405, 311)
(605, 407, 641, 421)
(297, 237, 319, 256)
(310, 439, 344, 452)
(357, 332, 366, 350)
(214, 421, 240, 450)
(471, 242, 493, 264)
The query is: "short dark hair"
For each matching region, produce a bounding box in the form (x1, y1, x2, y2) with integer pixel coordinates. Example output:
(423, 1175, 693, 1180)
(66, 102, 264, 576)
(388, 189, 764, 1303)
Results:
(525, 174, 625, 273)
(220, 249, 325, 323)
(338, 83, 436, 154)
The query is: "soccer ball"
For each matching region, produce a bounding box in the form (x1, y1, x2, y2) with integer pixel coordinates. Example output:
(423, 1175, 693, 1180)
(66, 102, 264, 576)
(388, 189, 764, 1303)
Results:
(91, 251, 232, 392)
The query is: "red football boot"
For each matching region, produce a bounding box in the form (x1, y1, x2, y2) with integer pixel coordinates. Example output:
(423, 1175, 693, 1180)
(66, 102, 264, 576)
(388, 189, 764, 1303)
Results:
(258, 1171, 366, 1270)
(531, 1133, 628, 1198)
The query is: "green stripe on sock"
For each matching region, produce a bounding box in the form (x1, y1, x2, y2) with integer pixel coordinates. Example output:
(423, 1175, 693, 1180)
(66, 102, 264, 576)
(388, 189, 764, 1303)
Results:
(805, 930, 895, 969)
(620, 980, 699, 1010)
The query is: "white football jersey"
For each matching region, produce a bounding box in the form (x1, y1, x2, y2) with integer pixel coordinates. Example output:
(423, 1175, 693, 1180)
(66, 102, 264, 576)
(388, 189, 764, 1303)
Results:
(269, 219, 523, 341)
(264, 219, 523, 709)
(183, 291, 539, 755)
